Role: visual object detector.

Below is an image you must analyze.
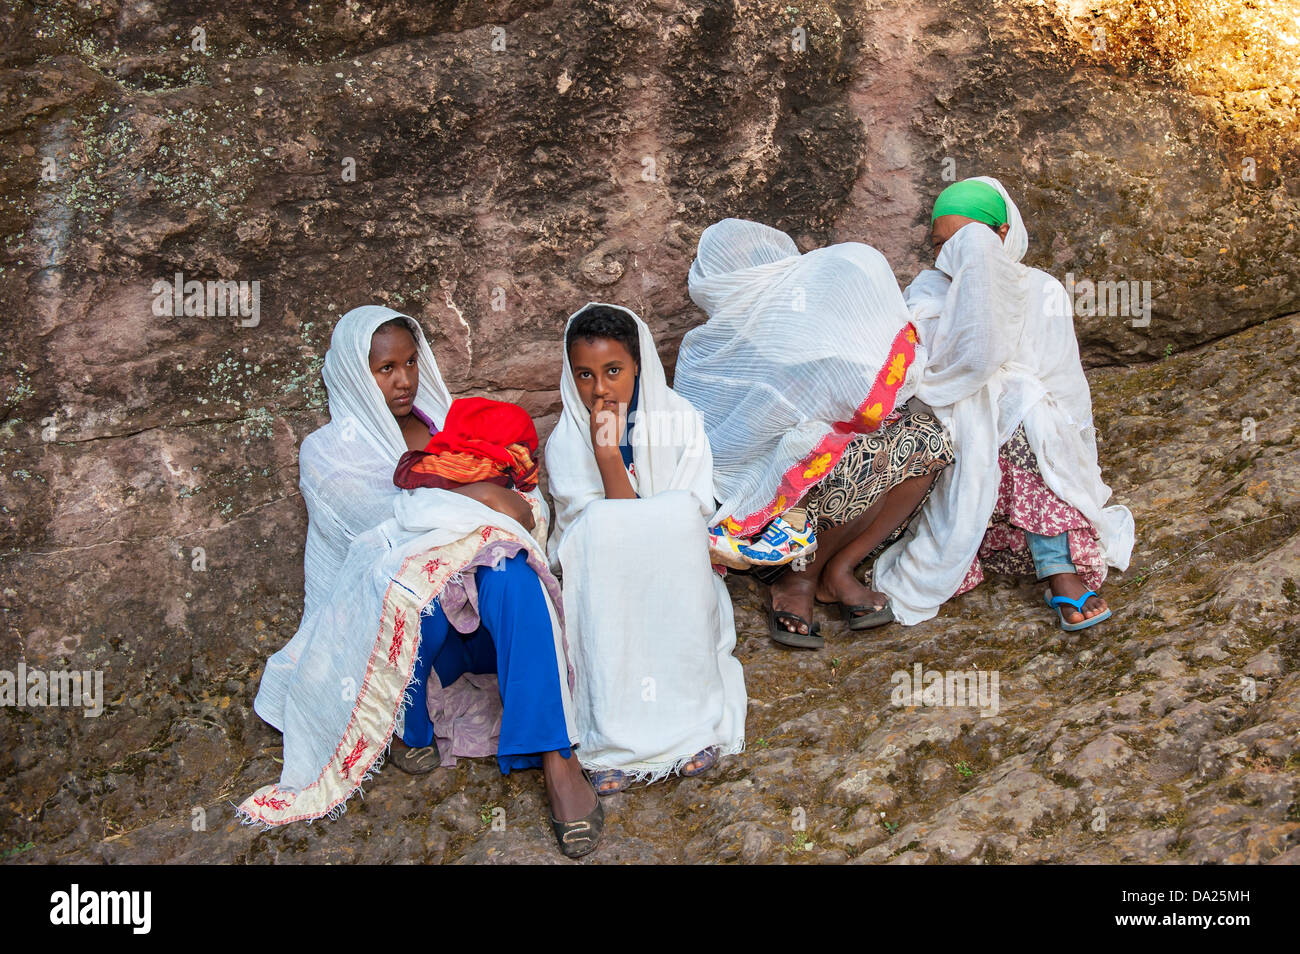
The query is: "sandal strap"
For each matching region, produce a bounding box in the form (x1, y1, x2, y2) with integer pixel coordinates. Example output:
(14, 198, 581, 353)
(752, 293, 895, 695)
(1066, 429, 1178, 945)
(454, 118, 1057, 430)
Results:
(1049, 590, 1099, 612)
(557, 819, 596, 844)
(591, 769, 630, 793)
(682, 745, 720, 777)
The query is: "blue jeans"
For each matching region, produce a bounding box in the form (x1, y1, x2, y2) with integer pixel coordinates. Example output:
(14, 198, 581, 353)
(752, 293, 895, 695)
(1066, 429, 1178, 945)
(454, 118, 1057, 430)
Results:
(401, 552, 573, 773)
(1025, 531, 1076, 580)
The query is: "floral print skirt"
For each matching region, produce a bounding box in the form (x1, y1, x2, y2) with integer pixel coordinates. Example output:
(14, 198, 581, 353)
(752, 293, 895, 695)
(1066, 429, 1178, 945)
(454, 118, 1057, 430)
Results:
(954, 424, 1105, 595)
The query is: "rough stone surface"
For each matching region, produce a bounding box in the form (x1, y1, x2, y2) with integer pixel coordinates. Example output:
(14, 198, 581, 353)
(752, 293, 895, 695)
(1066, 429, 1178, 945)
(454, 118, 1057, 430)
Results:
(1, 1, 1298, 864)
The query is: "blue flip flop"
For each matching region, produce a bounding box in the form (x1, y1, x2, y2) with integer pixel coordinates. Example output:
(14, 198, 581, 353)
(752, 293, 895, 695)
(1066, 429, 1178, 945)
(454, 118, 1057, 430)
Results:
(1044, 589, 1111, 631)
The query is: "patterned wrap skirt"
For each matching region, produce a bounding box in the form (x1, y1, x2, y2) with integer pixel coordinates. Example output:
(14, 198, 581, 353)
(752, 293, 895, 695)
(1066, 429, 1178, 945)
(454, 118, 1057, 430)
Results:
(753, 408, 954, 583)
(953, 423, 1106, 595)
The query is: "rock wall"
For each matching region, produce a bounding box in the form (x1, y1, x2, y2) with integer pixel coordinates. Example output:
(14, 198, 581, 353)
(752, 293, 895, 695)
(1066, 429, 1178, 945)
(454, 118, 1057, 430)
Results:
(0, 0, 1296, 861)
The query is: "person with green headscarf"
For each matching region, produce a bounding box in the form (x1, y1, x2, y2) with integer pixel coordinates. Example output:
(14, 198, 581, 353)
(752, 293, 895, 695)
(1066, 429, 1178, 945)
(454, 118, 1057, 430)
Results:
(929, 178, 1011, 243)
(872, 177, 1134, 633)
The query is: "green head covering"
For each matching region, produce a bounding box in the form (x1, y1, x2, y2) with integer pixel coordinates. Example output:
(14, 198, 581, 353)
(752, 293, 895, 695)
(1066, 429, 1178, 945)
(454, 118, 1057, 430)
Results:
(931, 180, 1008, 227)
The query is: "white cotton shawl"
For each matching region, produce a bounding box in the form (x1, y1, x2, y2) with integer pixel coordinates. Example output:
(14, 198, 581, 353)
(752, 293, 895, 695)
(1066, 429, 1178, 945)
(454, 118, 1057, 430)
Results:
(252, 306, 572, 807)
(873, 177, 1135, 625)
(673, 218, 918, 528)
(296, 305, 455, 623)
(544, 303, 746, 780)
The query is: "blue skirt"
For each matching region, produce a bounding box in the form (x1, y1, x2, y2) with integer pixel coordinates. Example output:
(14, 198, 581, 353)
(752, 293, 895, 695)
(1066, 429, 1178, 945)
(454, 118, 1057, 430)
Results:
(400, 551, 573, 772)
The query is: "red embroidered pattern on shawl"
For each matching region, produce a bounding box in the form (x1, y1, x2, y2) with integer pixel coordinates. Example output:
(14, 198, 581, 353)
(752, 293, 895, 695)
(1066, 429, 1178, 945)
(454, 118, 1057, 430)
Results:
(340, 737, 368, 779)
(388, 608, 406, 667)
(253, 792, 291, 811)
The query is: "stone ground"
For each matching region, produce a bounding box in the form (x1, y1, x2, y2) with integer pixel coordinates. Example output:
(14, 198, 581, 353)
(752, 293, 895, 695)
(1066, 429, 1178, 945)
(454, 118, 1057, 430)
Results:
(8, 312, 1296, 865)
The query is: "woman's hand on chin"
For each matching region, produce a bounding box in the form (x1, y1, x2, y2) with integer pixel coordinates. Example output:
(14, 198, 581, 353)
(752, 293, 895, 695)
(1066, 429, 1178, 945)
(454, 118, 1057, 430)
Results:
(448, 482, 535, 531)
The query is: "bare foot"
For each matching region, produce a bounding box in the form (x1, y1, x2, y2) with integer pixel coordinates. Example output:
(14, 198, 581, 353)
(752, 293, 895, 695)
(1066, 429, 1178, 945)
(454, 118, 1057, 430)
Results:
(769, 567, 817, 635)
(815, 563, 886, 618)
(543, 750, 596, 822)
(1046, 573, 1107, 624)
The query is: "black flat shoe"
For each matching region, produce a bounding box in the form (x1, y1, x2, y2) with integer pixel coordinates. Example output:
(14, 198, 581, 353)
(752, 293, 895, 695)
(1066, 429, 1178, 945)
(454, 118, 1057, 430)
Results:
(550, 773, 604, 859)
(388, 737, 440, 775)
(769, 604, 824, 649)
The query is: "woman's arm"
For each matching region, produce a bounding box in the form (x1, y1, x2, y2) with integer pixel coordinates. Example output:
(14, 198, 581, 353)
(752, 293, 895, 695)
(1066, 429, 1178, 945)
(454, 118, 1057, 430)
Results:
(593, 441, 637, 500)
(591, 407, 637, 500)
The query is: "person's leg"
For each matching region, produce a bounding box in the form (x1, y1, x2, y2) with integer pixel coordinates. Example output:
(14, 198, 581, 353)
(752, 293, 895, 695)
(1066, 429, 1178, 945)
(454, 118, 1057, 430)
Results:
(390, 602, 464, 774)
(815, 470, 940, 612)
(773, 412, 952, 631)
(1025, 530, 1074, 580)
(401, 604, 456, 748)
(770, 469, 942, 631)
(473, 553, 595, 824)
(769, 507, 879, 635)
(1025, 530, 1107, 623)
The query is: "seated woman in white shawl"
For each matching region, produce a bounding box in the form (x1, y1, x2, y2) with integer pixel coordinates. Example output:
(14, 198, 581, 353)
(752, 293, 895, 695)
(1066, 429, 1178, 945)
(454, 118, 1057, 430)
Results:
(674, 220, 955, 649)
(872, 178, 1134, 630)
(546, 303, 747, 795)
(243, 306, 603, 858)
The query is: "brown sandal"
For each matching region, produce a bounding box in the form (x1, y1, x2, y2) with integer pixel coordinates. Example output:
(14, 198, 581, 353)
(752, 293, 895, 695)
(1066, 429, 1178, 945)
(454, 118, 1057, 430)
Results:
(388, 737, 441, 775)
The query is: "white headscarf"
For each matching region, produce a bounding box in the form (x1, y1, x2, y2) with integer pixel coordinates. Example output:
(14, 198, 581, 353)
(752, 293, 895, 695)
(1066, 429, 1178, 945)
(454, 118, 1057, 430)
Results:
(973, 175, 1027, 263)
(297, 306, 453, 621)
(544, 303, 746, 781)
(545, 302, 715, 566)
(320, 304, 454, 459)
(674, 219, 918, 533)
(247, 307, 571, 822)
(906, 177, 1031, 411)
(874, 178, 1134, 624)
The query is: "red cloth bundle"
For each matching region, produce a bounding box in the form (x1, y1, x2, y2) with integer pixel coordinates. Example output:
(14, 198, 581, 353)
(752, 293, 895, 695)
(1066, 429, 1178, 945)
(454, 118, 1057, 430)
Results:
(394, 396, 540, 492)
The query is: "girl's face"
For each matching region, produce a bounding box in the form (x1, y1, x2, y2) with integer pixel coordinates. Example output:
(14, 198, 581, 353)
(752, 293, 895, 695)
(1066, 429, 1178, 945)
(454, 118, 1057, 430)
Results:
(368, 324, 419, 418)
(569, 336, 638, 416)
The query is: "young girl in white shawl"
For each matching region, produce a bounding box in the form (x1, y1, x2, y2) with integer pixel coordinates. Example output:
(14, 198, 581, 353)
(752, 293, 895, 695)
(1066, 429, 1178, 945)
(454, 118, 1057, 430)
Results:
(243, 305, 603, 857)
(872, 178, 1134, 630)
(546, 303, 747, 795)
